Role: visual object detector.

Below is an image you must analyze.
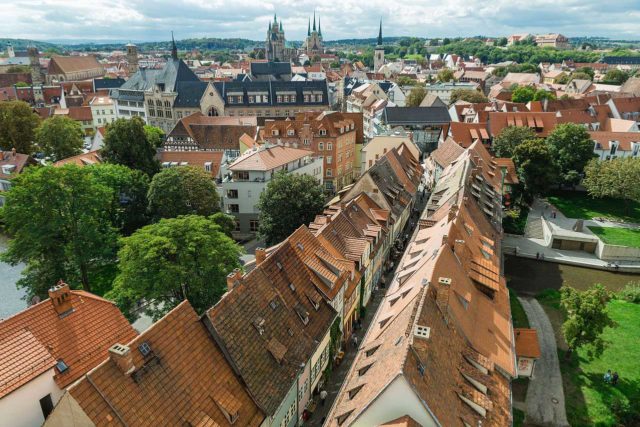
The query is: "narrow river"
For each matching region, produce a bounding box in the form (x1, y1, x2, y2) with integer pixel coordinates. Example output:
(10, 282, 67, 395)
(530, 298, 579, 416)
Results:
(0, 234, 27, 319)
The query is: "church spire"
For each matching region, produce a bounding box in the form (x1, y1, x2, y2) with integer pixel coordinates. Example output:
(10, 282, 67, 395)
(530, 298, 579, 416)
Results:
(313, 11, 316, 32)
(171, 31, 178, 60)
(274, 13, 277, 23)
(308, 17, 311, 36)
(318, 16, 322, 37)
(377, 19, 383, 46)
(279, 20, 283, 31)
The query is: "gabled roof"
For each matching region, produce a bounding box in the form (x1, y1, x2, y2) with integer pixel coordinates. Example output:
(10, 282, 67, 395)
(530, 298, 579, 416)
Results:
(53, 150, 102, 167)
(0, 285, 137, 397)
(159, 151, 224, 177)
(488, 111, 557, 137)
(449, 122, 490, 148)
(213, 80, 329, 108)
(0, 150, 37, 178)
(63, 301, 264, 426)
(515, 328, 541, 359)
(205, 227, 337, 415)
(431, 137, 466, 167)
(47, 55, 102, 75)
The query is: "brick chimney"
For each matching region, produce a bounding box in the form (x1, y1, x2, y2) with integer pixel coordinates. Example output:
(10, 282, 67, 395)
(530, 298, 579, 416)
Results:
(255, 247, 267, 266)
(448, 204, 458, 222)
(441, 234, 449, 246)
(48, 281, 73, 315)
(108, 344, 135, 375)
(226, 268, 243, 290)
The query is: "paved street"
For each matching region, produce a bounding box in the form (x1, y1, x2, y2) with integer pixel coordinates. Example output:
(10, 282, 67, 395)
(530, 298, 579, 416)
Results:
(519, 297, 569, 427)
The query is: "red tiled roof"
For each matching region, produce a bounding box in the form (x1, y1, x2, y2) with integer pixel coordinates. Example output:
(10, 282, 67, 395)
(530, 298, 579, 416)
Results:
(53, 150, 102, 167)
(488, 112, 557, 137)
(229, 145, 313, 171)
(159, 151, 224, 177)
(515, 328, 541, 358)
(64, 301, 265, 426)
(0, 284, 137, 397)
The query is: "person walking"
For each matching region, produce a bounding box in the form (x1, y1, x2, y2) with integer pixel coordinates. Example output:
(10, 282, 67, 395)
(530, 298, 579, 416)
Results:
(352, 334, 358, 349)
(612, 372, 619, 386)
(320, 389, 328, 406)
(604, 370, 612, 383)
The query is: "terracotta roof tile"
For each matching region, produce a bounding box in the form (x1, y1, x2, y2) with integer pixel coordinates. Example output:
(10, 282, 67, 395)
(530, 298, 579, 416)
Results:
(64, 301, 264, 426)
(515, 328, 542, 358)
(0, 284, 137, 397)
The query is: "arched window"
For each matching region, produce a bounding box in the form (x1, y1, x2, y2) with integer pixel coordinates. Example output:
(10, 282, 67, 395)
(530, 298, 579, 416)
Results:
(207, 106, 219, 117)
(155, 100, 162, 106)
(164, 100, 170, 108)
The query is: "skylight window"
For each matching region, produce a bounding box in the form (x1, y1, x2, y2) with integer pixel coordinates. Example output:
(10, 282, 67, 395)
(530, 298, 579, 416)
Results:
(138, 342, 152, 357)
(55, 359, 69, 374)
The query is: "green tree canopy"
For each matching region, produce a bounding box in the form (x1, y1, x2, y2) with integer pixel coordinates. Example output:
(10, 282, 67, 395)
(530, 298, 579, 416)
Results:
(436, 68, 456, 83)
(511, 86, 536, 103)
(101, 117, 159, 176)
(0, 101, 41, 154)
(570, 71, 593, 82)
(148, 166, 220, 219)
(561, 284, 615, 358)
(406, 86, 426, 107)
(603, 69, 629, 85)
(450, 89, 489, 104)
(1, 165, 118, 298)
(512, 139, 558, 196)
(88, 163, 150, 235)
(492, 126, 537, 157)
(547, 123, 596, 185)
(583, 158, 640, 212)
(35, 115, 84, 162)
(143, 125, 165, 149)
(107, 215, 242, 320)
(257, 170, 325, 246)
(209, 212, 237, 238)
(396, 76, 418, 86)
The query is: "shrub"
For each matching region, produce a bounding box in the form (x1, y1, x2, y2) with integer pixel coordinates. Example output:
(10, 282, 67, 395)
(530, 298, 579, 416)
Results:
(618, 282, 640, 304)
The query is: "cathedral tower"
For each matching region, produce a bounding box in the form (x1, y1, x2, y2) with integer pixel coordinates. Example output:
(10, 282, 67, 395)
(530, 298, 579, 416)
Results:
(304, 11, 324, 61)
(374, 19, 385, 72)
(266, 14, 286, 62)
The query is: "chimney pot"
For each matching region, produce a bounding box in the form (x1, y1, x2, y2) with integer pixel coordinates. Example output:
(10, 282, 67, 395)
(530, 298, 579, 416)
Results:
(255, 247, 267, 266)
(109, 344, 135, 375)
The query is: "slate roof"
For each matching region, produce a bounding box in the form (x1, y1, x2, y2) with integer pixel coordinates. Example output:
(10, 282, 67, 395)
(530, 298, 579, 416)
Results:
(64, 301, 265, 427)
(383, 106, 451, 125)
(173, 81, 207, 107)
(250, 62, 292, 81)
(213, 80, 329, 108)
(0, 284, 137, 397)
(93, 78, 125, 91)
(112, 59, 199, 101)
(602, 56, 640, 65)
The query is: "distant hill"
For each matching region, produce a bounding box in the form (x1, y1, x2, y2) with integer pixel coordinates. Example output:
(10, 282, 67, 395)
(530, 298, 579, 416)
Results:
(0, 38, 59, 52)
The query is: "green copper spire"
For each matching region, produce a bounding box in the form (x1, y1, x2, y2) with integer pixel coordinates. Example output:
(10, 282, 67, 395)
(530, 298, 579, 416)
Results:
(308, 17, 311, 36)
(171, 31, 178, 60)
(274, 13, 277, 23)
(279, 20, 283, 31)
(318, 16, 322, 37)
(377, 19, 383, 46)
(313, 11, 316, 32)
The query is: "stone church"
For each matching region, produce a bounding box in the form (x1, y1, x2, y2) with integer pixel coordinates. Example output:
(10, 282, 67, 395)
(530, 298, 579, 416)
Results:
(265, 15, 296, 62)
(303, 12, 324, 59)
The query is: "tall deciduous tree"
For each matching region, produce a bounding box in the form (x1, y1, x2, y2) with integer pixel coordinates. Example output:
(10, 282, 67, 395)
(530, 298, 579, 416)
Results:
(492, 126, 537, 157)
(257, 170, 325, 246)
(583, 158, 640, 213)
(147, 166, 220, 219)
(209, 212, 237, 238)
(406, 86, 426, 107)
(436, 68, 455, 83)
(561, 284, 616, 358)
(1, 165, 118, 298)
(0, 101, 41, 154)
(88, 164, 150, 235)
(107, 215, 242, 320)
(547, 123, 596, 185)
(101, 117, 159, 176)
(35, 115, 84, 161)
(512, 139, 558, 196)
(144, 125, 165, 148)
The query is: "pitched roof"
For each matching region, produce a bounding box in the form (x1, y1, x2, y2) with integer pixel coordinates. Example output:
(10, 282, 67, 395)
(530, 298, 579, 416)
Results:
(166, 112, 257, 151)
(0, 284, 137, 397)
(229, 145, 313, 171)
(159, 151, 224, 177)
(53, 150, 102, 167)
(449, 122, 491, 148)
(431, 137, 466, 167)
(48, 55, 102, 74)
(590, 131, 640, 151)
(213, 80, 329, 108)
(383, 106, 451, 125)
(488, 111, 558, 137)
(64, 301, 264, 426)
(0, 150, 36, 179)
(205, 227, 338, 415)
(515, 328, 541, 359)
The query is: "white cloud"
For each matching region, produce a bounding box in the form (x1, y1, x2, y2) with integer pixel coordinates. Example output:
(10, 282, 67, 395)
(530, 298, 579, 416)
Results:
(2, 0, 638, 42)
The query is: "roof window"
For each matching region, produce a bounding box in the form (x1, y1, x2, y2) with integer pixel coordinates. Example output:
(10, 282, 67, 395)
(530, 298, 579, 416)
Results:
(55, 359, 69, 374)
(138, 342, 152, 357)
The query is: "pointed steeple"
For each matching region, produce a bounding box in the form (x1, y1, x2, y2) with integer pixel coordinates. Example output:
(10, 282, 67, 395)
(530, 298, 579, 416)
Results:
(274, 13, 277, 22)
(377, 19, 383, 46)
(313, 11, 316, 32)
(308, 17, 311, 36)
(171, 31, 178, 60)
(279, 20, 283, 32)
(318, 16, 322, 37)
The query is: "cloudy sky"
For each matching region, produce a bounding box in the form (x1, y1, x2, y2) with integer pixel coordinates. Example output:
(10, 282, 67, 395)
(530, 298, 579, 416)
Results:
(3, 0, 640, 42)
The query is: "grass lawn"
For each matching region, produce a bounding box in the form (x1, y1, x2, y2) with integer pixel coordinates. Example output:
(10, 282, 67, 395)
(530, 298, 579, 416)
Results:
(539, 296, 640, 426)
(547, 190, 640, 223)
(509, 288, 530, 328)
(588, 226, 640, 249)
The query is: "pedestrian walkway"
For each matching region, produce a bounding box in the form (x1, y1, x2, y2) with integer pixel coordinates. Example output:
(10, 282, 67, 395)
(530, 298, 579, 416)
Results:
(518, 297, 569, 427)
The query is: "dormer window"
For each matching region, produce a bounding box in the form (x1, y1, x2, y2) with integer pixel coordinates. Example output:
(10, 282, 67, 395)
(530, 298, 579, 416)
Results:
(272, 129, 279, 136)
(319, 129, 327, 136)
(288, 129, 295, 136)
